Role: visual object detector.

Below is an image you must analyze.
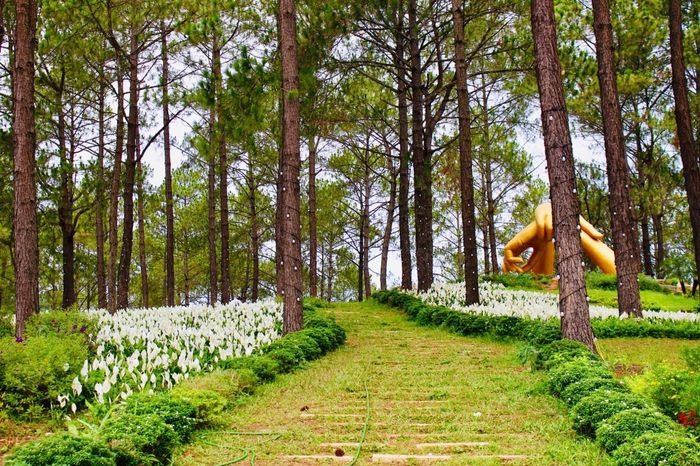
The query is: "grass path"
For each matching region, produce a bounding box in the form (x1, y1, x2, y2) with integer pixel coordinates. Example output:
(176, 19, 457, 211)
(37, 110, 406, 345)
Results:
(176, 301, 611, 465)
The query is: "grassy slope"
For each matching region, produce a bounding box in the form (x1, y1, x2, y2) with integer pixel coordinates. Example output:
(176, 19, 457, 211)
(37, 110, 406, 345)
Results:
(598, 338, 700, 371)
(177, 301, 610, 465)
(587, 289, 699, 312)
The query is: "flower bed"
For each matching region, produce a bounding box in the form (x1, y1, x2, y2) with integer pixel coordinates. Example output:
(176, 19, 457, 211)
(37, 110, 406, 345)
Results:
(65, 300, 283, 409)
(413, 282, 700, 322)
(6, 304, 346, 466)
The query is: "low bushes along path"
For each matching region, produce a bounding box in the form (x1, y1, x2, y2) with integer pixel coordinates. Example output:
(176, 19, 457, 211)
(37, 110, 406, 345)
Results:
(177, 301, 611, 465)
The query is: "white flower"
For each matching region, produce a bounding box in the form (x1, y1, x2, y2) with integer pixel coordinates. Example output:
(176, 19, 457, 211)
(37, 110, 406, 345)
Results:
(71, 377, 82, 396)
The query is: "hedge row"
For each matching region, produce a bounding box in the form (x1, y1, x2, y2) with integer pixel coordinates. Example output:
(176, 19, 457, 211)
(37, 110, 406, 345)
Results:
(7, 304, 345, 466)
(373, 289, 700, 465)
(535, 341, 699, 465)
(372, 289, 700, 340)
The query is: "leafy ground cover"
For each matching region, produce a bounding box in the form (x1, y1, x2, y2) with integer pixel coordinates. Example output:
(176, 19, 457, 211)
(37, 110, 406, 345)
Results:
(178, 301, 611, 465)
(3, 307, 345, 465)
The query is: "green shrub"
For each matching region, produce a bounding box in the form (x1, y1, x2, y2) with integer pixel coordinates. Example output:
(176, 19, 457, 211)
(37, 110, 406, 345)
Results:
(123, 392, 197, 443)
(304, 314, 346, 346)
(302, 327, 334, 354)
(631, 367, 693, 417)
(533, 339, 598, 370)
(595, 408, 677, 452)
(613, 432, 700, 466)
(547, 358, 612, 397)
(571, 389, 648, 436)
(283, 333, 322, 360)
(100, 412, 178, 466)
(267, 347, 303, 373)
(24, 311, 99, 346)
(6, 434, 116, 466)
(483, 273, 546, 290)
(586, 272, 618, 291)
(303, 297, 333, 309)
(638, 275, 665, 293)
(682, 346, 700, 371)
(0, 335, 88, 418)
(248, 355, 280, 382)
(0, 316, 13, 338)
(560, 377, 628, 407)
(170, 386, 227, 426)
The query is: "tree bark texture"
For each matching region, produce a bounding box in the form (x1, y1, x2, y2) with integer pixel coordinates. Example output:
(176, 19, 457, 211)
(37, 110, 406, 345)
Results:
(668, 0, 700, 281)
(308, 136, 318, 297)
(409, 0, 433, 291)
(137, 156, 148, 308)
(117, 24, 140, 310)
(96, 63, 107, 309)
(591, 0, 642, 317)
(213, 35, 231, 304)
(451, 0, 479, 304)
(278, 0, 304, 333)
(531, 0, 596, 352)
(394, 1, 413, 290)
(161, 24, 175, 307)
(108, 74, 125, 313)
(12, 0, 39, 338)
(380, 156, 397, 291)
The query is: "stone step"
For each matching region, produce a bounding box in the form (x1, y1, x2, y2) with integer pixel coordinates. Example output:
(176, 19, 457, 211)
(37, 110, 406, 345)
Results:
(415, 442, 490, 449)
(282, 454, 353, 463)
(371, 453, 452, 463)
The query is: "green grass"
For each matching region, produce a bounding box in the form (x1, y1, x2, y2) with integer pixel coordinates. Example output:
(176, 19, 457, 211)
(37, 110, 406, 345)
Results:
(587, 289, 700, 312)
(598, 338, 700, 372)
(176, 301, 611, 465)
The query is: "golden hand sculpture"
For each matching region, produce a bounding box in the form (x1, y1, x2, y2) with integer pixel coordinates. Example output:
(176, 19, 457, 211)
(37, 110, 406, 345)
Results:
(503, 203, 616, 275)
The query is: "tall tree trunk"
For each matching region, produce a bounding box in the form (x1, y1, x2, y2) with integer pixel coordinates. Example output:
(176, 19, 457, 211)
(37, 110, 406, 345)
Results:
(592, 0, 642, 317)
(57, 76, 76, 309)
(308, 136, 318, 296)
(207, 46, 219, 306)
(183, 245, 190, 306)
(451, 0, 479, 304)
(12, 0, 38, 338)
(394, 1, 412, 290)
(278, 0, 304, 333)
(486, 172, 498, 274)
(248, 156, 260, 301)
(652, 213, 665, 277)
(482, 226, 490, 273)
(136, 155, 148, 308)
(96, 61, 107, 309)
(108, 74, 125, 313)
(161, 23, 175, 307)
(669, 0, 700, 280)
(363, 157, 371, 299)
(380, 156, 397, 290)
(640, 212, 653, 276)
(207, 120, 218, 305)
(213, 36, 231, 304)
(409, 0, 432, 291)
(117, 23, 140, 310)
(358, 213, 365, 301)
(531, 0, 596, 352)
(480, 79, 499, 275)
(326, 246, 333, 301)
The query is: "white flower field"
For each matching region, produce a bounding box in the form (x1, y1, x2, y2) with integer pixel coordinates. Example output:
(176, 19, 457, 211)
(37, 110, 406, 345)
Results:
(412, 282, 700, 323)
(61, 300, 283, 409)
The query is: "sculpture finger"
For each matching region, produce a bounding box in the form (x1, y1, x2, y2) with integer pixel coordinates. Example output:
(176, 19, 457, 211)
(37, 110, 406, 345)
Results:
(579, 216, 604, 241)
(534, 203, 553, 242)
